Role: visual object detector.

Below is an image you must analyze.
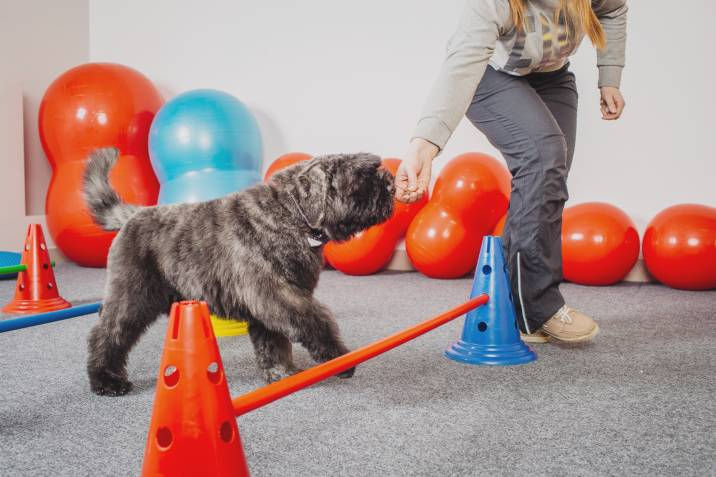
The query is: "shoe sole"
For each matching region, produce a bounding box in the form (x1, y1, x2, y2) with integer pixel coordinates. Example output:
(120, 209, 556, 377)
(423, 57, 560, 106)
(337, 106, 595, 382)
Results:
(544, 323, 600, 343)
(521, 333, 552, 343)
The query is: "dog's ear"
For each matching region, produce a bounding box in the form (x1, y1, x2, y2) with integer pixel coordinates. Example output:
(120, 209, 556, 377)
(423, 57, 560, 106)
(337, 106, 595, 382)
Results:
(295, 163, 329, 223)
(296, 164, 327, 199)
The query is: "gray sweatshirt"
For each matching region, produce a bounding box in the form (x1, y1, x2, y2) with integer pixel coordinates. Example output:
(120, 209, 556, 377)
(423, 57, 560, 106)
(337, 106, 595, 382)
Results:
(414, 0, 628, 149)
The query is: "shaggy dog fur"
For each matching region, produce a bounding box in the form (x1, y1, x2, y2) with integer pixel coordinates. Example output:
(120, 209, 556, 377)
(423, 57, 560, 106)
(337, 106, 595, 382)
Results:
(83, 148, 395, 396)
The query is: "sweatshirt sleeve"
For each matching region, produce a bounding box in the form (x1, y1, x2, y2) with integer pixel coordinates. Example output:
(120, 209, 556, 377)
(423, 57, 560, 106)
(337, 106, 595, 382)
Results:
(593, 0, 628, 88)
(412, 0, 509, 151)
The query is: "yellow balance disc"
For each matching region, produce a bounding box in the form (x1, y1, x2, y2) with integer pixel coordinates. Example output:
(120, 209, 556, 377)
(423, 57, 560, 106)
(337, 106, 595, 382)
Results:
(210, 314, 249, 337)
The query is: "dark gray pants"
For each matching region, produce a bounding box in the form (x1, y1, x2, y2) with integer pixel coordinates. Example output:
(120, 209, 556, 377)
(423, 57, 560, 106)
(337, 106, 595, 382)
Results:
(466, 64, 577, 333)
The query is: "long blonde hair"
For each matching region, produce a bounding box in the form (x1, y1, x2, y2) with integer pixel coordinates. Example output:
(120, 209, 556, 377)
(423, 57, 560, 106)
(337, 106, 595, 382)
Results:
(509, 0, 606, 50)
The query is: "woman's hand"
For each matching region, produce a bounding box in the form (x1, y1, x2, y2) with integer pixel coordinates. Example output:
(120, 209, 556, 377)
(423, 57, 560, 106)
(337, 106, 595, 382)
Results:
(600, 86, 625, 120)
(396, 138, 438, 203)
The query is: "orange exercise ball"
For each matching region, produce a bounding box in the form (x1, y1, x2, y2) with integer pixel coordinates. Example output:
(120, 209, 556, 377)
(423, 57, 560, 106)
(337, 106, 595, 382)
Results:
(264, 152, 312, 181)
(432, 152, 511, 230)
(324, 158, 424, 276)
(406, 203, 484, 279)
(643, 204, 716, 290)
(493, 214, 507, 236)
(406, 152, 510, 279)
(39, 63, 163, 267)
(561, 202, 640, 286)
(323, 223, 399, 275)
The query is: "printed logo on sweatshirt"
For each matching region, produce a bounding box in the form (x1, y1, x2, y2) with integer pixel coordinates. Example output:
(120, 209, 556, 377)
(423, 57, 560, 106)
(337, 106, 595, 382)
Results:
(503, 11, 575, 73)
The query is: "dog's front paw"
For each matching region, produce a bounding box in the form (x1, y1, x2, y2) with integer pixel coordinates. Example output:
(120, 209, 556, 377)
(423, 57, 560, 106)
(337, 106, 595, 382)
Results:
(336, 366, 355, 379)
(263, 366, 296, 384)
(89, 370, 133, 396)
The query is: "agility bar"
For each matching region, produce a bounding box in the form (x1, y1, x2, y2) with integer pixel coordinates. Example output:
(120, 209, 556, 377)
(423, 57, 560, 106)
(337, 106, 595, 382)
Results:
(0, 302, 101, 333)
(232, 294, 489, 416)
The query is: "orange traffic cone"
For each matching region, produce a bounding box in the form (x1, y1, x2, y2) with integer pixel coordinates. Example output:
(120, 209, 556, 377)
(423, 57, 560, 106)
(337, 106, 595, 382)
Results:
(141, 301, 250, 477)
(2, 224, 71, 314)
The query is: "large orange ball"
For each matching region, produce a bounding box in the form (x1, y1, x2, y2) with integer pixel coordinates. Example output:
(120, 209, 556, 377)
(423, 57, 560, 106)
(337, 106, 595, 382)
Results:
(324, 223, 399, 275)
(561, 202, 640, 286)
(432, 152, 511, 230)
(264, 152, 312, 181)
(643, 204, 716, 290)
(405, 203, 483, 279)
(39, 63, 163, 267)
(323, 157, 423, 276)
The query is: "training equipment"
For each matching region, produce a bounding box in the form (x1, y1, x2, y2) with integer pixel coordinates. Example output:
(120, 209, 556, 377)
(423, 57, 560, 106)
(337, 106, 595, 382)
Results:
(406, 152, 511, 278)
(141, 286, 491, 473)
(149, 89, 262, 205)
(445, 235, 537, 365)
(0, 302, 100, 334)
(3, 225, 71, 314)
(264, 152, 312, 181)
(233, 294, 488, 415)
(492, 214, 507, 236)
(561, 202, 640, 286)
(39, 62, 162, 267)
(324, 224, 399, 275)
(141, 301, 250, 476)
(0, 251, 22, 279)
(643, 204, 716, 290)
(210, 315, 249, 337)
(324, 158, 427, 276)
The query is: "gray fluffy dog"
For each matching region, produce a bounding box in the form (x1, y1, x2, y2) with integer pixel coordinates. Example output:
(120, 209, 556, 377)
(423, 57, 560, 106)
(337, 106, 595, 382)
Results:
(83, 147, 395, 396)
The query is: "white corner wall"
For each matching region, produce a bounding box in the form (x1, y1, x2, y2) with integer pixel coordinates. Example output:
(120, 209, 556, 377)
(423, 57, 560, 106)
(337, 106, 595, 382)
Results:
(0, 0, 89, 250)
(89, 0, 715, 235)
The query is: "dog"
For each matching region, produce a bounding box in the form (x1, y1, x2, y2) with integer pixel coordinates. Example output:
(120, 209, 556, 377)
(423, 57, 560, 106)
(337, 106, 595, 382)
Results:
(83, 147, 395, 396)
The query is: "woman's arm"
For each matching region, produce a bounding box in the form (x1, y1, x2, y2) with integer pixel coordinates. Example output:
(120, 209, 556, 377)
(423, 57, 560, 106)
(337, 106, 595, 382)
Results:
(413, 0, 507, 150)
(397, 0, 508, 203)
(593, 0, 628, 88)
(593, 0, 628, 120)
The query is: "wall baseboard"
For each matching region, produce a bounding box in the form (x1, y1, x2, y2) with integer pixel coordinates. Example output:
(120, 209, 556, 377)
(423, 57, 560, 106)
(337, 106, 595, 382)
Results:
(385, 248, 654, 284)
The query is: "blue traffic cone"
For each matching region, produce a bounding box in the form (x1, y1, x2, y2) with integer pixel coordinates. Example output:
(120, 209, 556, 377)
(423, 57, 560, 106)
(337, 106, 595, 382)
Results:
(445, 236, 537, 365)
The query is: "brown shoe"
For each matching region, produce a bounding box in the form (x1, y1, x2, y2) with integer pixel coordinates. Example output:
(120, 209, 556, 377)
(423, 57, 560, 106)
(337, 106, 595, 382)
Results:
(520, 329, 552, 343)
(541, 305, 600, 343)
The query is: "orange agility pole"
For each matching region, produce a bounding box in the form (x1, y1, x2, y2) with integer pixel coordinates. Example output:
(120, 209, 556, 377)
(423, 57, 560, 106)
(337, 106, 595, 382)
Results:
(233, 294, 489, 416)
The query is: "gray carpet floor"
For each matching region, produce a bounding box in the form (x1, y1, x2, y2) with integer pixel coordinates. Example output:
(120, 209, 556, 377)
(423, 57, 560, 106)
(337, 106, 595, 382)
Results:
(1, 263, 714, 477)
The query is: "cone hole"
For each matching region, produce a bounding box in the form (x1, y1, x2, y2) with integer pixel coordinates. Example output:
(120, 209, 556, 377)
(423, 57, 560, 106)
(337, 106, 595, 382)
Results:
(18, 283, 24, 291)
(482, 265, 492, 275)
(42, 263, 49, 270)
(508, 291, 514, 303)
(478, 322, 487, 332)
(171, 314, 181, 340)
(219, 421, 234, 443)
(47, 282, 54, 289)
(24, 244, 30, 251)
(40, 243, 46, 250)
(163, 364, 180, 388)
(156, 427, 173, 449)
(207, 361, 222, 384)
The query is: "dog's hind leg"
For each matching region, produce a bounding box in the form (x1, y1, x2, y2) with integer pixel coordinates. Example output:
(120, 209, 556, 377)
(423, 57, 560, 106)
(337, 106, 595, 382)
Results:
(246, 319, 298, 383)
(87, 273, 170, 396)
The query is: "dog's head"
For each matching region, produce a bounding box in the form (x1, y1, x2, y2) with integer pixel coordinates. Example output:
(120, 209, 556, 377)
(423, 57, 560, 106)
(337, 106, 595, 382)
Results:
(272, 153, 395, 242)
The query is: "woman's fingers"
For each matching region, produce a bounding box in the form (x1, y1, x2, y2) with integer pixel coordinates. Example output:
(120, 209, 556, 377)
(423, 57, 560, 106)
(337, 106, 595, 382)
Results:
(600, 87, 625, 121)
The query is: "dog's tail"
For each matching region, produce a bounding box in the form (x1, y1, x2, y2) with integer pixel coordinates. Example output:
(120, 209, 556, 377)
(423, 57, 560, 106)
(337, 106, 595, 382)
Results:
(83, 147, 142, 231)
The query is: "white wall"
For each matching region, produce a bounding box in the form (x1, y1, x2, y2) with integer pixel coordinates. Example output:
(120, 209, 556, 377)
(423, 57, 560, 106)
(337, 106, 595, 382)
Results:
(0, 0, 89, 250)
(89, 0, 716, 233)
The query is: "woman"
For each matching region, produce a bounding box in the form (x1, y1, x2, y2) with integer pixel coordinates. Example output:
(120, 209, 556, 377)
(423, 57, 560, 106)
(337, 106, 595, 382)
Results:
(396, 0, 627, 343)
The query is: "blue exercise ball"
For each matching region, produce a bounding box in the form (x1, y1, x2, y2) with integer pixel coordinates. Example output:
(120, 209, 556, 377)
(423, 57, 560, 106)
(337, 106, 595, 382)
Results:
(149, 89, 262, 204)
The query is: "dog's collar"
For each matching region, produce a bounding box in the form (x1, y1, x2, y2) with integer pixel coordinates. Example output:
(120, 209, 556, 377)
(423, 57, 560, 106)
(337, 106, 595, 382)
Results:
(289, 192, 329, 248)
